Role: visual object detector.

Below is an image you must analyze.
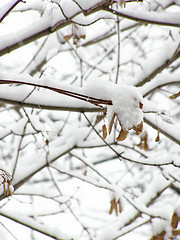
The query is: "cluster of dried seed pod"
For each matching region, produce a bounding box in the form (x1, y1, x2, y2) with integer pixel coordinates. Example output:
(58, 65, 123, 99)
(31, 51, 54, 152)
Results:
(0, 169, 14, 196)
(151, 211, 180, 240)
(109, 197, 122, 216)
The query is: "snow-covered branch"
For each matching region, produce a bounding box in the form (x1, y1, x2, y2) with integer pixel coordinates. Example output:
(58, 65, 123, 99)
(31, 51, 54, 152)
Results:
(107, 6, 180, 28)
(0, 209, 72, 240)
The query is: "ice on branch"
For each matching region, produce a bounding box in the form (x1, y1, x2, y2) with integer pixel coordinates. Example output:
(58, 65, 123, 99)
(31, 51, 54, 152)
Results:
(0, 169, 14, 196)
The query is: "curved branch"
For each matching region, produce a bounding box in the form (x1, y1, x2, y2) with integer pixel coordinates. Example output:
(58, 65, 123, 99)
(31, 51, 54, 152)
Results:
(0, 0, 23, 23)
(140, 75, 180, 97)
(106, 7, 180, 28)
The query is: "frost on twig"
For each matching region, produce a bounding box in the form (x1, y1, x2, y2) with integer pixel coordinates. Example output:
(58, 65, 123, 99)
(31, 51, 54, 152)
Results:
(0, 169, 14, 196)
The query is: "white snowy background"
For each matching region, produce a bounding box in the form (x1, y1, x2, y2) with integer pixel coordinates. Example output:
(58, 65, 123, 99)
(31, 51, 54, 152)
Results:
(0, 0, 180, 240)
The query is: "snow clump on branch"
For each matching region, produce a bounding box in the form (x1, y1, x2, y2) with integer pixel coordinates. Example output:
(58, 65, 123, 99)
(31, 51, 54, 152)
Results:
(107, 84, 143, 141)
(84, 79, 143, 141)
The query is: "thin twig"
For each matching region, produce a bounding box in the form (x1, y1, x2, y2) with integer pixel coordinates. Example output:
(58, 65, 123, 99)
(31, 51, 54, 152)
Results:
(0, 0, 24, 23)
(115, 17, 121, 84)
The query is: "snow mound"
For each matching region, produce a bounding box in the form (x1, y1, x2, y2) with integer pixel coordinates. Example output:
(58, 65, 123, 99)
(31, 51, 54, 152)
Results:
(84, 79, 144, 141)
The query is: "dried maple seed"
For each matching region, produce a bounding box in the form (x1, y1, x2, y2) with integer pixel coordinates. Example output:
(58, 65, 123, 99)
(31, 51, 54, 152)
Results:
(117, 199, 122, 213)
(45, 139, 49, 146)
(169, 91, 180, 99)
(108, 113, 116, 135)
(155, 129, 160, 142)
(116, 129, 128, 141)
(151, 231, 166, 240)
(64, 34, 73, 41)
(109, 198, 115, 215)
(172, 229, 180, 236)
(109, 198, 119, 216)
(102, 124, 107, 140)
(171, 212, 179, 229)
(139, 102, 143, 109)
(137, 131, 149, 151)
(134, 121, 143, 135)
(119, 0, 126, 7)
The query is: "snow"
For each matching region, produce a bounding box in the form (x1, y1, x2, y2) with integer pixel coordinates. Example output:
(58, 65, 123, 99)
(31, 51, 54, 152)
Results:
(60, 0, 81, 18)
(109, 85, 143, 131)
(0, 72, 143, 116)
(75, 0, 101, 10)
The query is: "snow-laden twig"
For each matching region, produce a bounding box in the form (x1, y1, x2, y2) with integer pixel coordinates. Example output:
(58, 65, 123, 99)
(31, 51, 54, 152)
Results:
(0, 0, 23, 23)
(0, 209, 72, 240)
